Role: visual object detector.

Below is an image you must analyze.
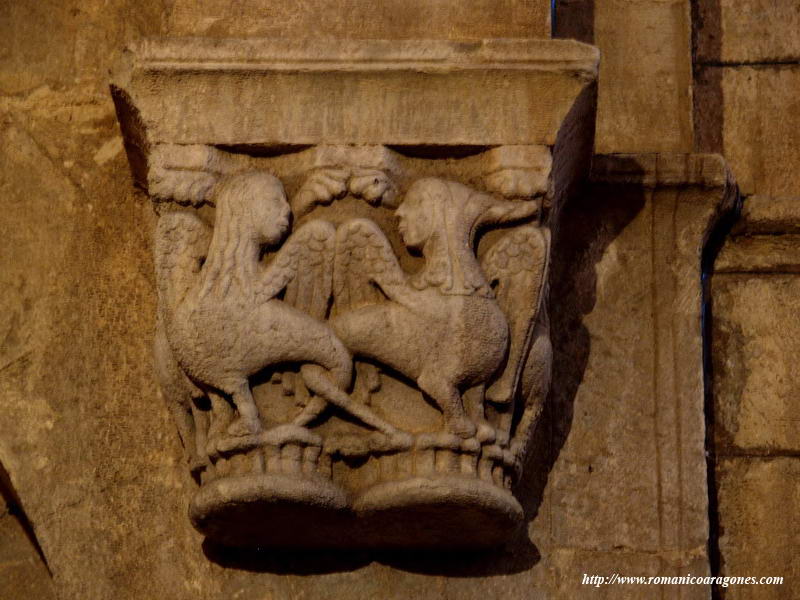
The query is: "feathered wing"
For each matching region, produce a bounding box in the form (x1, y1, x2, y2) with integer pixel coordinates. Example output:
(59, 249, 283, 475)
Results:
(332, 218, 407, 314)
(481, 224, 550, 406)
(154, 211, 213, 310)
(332, 219, 408, 398)
(257, 220, 336, 399)
(256, 220, 335, 308)
(153, 211, 213, 467)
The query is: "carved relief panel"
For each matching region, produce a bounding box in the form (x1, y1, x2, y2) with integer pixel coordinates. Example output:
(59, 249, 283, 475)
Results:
(113, 38, 598, 548)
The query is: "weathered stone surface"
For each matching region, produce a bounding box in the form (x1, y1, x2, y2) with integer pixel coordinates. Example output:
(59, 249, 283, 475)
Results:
(713, 196, 800, 450)
(715, 237, 800, 274)
(731, 195, 800, 235)
(549, 549, 708, 599)
(696, 65, 800, 196)
(113, 38, 598, 152)
(0, 0, 732, 597)
(712, 274, 800, 452)
(0, 0, 169, 96)
(540, 154, 734, 595)
(717, 194, 800, 273)
(710, 189, 800, 594)
(555, 0, 695, 154)
(696, 0, 800, 64)
(592, 0, 693, 153)
(716, 458, 799, 599)
(0, 489, 57, 600)
(168, 0, 551, 40)
(0, 117, 211, 598)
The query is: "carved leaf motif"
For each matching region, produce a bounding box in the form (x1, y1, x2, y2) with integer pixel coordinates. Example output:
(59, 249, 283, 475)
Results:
(292, 168, 349, 218)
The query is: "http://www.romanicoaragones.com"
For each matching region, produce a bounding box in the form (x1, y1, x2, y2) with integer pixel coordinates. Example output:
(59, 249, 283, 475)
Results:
(582, 574, 783, 588)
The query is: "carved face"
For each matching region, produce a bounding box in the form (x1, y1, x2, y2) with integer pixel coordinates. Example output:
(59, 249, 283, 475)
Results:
(252, 178, 292, 246)
(396, 185, 434, 250)
(258, 196, 291, 246)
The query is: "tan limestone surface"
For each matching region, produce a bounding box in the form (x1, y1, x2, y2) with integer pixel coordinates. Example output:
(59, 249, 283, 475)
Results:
(716, 458, 800, 600)
(0, 491, 57, 600)
(592, 0, 693, 154)
(714, 195, 800, 452)
(695, 0, 800, 64)
(1, 2, 720, 599)
(168, 0, 551, 40)
(712, 276, 800, 452)
(731, 195, 800, 235)
(554, 0, 695, 154)
(711, 191, 800, 598)
(696, 66, 800, 197)
(694, 2, 800, 197)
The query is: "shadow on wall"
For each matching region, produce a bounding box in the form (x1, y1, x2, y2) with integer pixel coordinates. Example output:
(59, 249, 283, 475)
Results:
(554, 0, 594, 44)
(200, 170, 646, 577)
(513, 167, 647, 553)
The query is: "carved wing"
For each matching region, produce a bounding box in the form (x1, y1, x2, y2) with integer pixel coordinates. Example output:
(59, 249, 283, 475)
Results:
(257, 219, 336, 311)
(481, 225, 550, 405)
(333, 218, 407, 313)
(154, 211, 213, 309)
(153, 211, 213, 467)
(255, 220, 336, 400)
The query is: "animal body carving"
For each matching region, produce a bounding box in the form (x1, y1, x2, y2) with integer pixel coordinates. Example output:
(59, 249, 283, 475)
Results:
(154, 171, 398, 447)
(331, 177, 543, 438)
(147, 158, 555, 551)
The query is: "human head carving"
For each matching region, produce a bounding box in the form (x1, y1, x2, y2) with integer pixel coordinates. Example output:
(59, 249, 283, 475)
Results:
(212, 171, 292, 246)
(395, 177, 448, 251)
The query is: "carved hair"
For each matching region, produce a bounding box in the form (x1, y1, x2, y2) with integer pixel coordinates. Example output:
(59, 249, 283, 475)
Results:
(200, 172, 287, 299)
(406, 178, 493, 297)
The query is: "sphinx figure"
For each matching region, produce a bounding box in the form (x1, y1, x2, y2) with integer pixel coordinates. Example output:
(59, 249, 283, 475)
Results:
(151, 165, 552, 549)
(154, 171, 398, 455)
(331, 177, 546, 439)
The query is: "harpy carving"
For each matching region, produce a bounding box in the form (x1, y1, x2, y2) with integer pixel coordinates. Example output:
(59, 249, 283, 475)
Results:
(152, 149, 552, 548)
(112, 37, 598, 549)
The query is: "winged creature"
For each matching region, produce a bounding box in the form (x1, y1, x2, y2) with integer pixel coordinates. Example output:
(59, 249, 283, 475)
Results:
(330, 177, 548, 439)
(154, 170, 398, 447)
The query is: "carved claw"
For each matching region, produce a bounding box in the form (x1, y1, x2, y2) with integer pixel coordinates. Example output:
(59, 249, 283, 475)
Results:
(475, 421, 497, 444)
(484, 168, 547, 199)
(349, 169, 398, 208)
(292, 168, 350, 217)
(226, 416, 262, 437)
(188, 456, 208, 477)
(495, 429, 510, 447)
(448, 417, 478, 439)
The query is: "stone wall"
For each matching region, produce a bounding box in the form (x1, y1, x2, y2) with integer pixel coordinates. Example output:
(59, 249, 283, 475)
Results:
(0, 0, 797, 598)
(696, 3, 800, 597)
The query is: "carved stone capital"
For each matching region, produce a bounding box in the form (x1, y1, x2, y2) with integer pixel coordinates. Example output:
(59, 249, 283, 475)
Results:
(114, 37, 598, 548)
